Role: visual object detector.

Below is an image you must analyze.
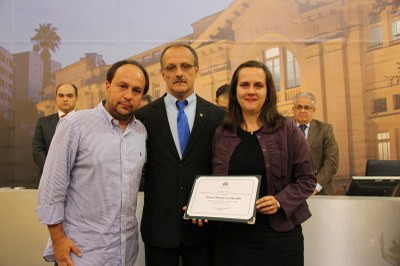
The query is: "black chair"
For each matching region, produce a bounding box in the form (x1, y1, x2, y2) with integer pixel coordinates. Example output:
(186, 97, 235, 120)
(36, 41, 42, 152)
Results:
(365, 160, 400, 176)
(346, 160, 400, 197)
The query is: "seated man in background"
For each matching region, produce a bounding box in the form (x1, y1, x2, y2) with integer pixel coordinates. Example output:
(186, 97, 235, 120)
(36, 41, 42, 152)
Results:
(292, 91, 339, 195)
(215, 83, 229, 111)
(32, 82, 78, 171)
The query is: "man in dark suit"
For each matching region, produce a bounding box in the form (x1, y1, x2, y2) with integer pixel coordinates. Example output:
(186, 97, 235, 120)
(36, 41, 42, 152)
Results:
(215, 83, 229, 111)
(135, 43, 225, 266)
(32, 83, 78, 171)
(292, 91, 339, 195)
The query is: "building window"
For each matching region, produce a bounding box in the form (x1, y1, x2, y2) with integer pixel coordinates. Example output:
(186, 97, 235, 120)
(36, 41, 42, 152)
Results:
(392, 20, 400, 41)
(143, 55, 150, 62)
(265, 48, 281, 90)
(286, 50, 301, 88)
(153, 51, 161, 59)
(377, 132, 391, 160)
(372, 98, 387, 113)
(369, 26, 383, 47)
(394, 94, 400, 110)
(264, 47, 301, 91)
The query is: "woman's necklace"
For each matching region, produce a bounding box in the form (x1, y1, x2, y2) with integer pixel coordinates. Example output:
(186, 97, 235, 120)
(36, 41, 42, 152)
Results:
(250, 128, 261, 135)
(241, 123, 262, 135)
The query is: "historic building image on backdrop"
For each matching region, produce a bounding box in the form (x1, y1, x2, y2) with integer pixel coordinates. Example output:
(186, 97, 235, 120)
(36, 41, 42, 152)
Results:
(0, 0, 399, 192)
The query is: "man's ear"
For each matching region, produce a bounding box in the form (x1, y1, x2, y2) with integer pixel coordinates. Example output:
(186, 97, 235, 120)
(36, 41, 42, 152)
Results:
(105, 81, 110, 96)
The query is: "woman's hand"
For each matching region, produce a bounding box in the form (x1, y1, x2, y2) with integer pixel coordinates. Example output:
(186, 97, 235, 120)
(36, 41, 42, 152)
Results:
(255, 195, 280, 215)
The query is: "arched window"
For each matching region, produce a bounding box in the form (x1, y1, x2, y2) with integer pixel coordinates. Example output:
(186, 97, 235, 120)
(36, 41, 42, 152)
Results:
(264, 47, 301, 91)
(265, 48, 280, 90)
(286, 50, 301, 88)
(392, 19, 400, 41)
(369, 25, 383, 47)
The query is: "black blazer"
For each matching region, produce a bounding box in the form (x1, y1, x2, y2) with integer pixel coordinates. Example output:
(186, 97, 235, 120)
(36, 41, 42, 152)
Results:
(135, 94, 225, 248)
(32, 113, 59, 170)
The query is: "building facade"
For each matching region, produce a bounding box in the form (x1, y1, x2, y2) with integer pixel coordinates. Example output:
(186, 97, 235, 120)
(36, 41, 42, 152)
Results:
(0, 45, 14, 120)
(37, 53, 107, 116)
(128, 0, 400, 179)
(33, 0, 400, 184)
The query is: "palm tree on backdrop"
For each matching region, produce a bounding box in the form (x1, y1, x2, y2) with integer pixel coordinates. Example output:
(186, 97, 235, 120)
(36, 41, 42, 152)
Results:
(31, 22, 61, 89)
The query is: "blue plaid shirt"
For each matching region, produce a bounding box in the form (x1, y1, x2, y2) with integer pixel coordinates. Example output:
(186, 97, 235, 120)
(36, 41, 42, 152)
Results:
(35, 101, 146, 265)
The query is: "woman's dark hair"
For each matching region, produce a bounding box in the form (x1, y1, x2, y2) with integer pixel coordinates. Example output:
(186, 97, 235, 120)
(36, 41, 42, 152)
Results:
(223, 60, 286, 133)
(106, 60, 150, 95)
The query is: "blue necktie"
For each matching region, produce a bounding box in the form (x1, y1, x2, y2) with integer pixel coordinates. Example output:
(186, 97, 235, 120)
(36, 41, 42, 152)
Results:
(299, 124, 307, 137)
(176, 100, 190, 155)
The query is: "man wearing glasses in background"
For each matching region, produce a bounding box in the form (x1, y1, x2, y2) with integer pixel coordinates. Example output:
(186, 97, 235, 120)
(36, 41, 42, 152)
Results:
(292, 91, 339, 195)
(135, 43, 225, 266)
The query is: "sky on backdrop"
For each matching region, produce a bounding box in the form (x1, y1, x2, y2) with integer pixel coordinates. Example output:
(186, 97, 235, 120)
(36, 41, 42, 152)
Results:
(0, 0, 233, 67)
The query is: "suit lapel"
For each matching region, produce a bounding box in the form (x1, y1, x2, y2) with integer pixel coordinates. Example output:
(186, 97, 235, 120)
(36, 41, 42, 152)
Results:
(307, 120, 318, 146)
(182, 96, 209, 158)
(49, 113, 59, 132)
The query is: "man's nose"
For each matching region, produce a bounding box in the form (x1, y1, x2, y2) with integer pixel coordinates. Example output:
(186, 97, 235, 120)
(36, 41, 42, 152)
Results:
(124, 89, 133, 99)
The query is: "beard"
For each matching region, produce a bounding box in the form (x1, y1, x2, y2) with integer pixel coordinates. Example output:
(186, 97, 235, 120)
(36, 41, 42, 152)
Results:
(105, 100, 135, 122)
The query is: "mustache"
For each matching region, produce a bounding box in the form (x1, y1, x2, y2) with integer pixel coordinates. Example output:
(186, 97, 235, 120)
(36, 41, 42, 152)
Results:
(173, 77, 187, 83)
(119, 101, 133, 108)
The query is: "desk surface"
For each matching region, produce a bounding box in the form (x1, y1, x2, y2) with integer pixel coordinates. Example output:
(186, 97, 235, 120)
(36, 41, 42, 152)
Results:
(304, 195, 400, 266)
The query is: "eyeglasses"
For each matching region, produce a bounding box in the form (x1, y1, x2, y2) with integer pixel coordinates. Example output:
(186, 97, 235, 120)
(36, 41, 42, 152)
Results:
(162, 63, 196, 72)
(294, 104, 314, 111)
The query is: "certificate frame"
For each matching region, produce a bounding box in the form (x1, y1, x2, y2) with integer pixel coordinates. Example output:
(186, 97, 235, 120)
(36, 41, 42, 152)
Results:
(184, 175, 261, 224)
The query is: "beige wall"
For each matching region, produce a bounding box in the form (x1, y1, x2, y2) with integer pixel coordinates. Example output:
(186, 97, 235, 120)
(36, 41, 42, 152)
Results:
(0, 189, 48, 266)
(1, 190, 399, 266)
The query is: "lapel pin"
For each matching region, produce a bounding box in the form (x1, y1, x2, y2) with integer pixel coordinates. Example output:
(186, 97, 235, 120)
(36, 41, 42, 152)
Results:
(200, 113, 204, 117)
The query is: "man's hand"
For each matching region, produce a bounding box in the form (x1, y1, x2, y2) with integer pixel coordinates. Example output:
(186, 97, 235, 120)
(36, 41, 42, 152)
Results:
(48, 223, 82, 266)
(182, 206, 208, 227)
(52, 235, 82, 266)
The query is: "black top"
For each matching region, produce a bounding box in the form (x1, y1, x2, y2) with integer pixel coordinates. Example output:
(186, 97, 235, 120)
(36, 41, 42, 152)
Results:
(229, 127, 268, 224)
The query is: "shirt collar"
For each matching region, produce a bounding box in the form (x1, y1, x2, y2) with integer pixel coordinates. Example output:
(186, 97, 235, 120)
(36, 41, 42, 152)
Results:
(58, 110, 75, 118)
(165, 92, 196, 109)
(98, 100, 136, 127)
(296, 122, 311, 128)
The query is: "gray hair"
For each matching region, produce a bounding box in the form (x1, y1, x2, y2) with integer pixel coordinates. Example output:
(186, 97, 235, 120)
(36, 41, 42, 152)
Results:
(293, 91, 316, 107)
(160, 43, 199, 69)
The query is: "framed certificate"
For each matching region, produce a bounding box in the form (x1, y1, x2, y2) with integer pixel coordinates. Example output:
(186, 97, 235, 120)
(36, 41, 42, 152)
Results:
(184, 175, 261, 224)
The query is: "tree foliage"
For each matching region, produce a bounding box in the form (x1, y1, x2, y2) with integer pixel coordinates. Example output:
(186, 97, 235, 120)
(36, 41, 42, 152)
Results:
(370, 0, 400, 20)
(30, 22, 60, 61)
(31, 22, 61, 87)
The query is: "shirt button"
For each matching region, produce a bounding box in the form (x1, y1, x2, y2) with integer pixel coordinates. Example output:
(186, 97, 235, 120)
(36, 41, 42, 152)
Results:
(179, 187, 184, 192)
